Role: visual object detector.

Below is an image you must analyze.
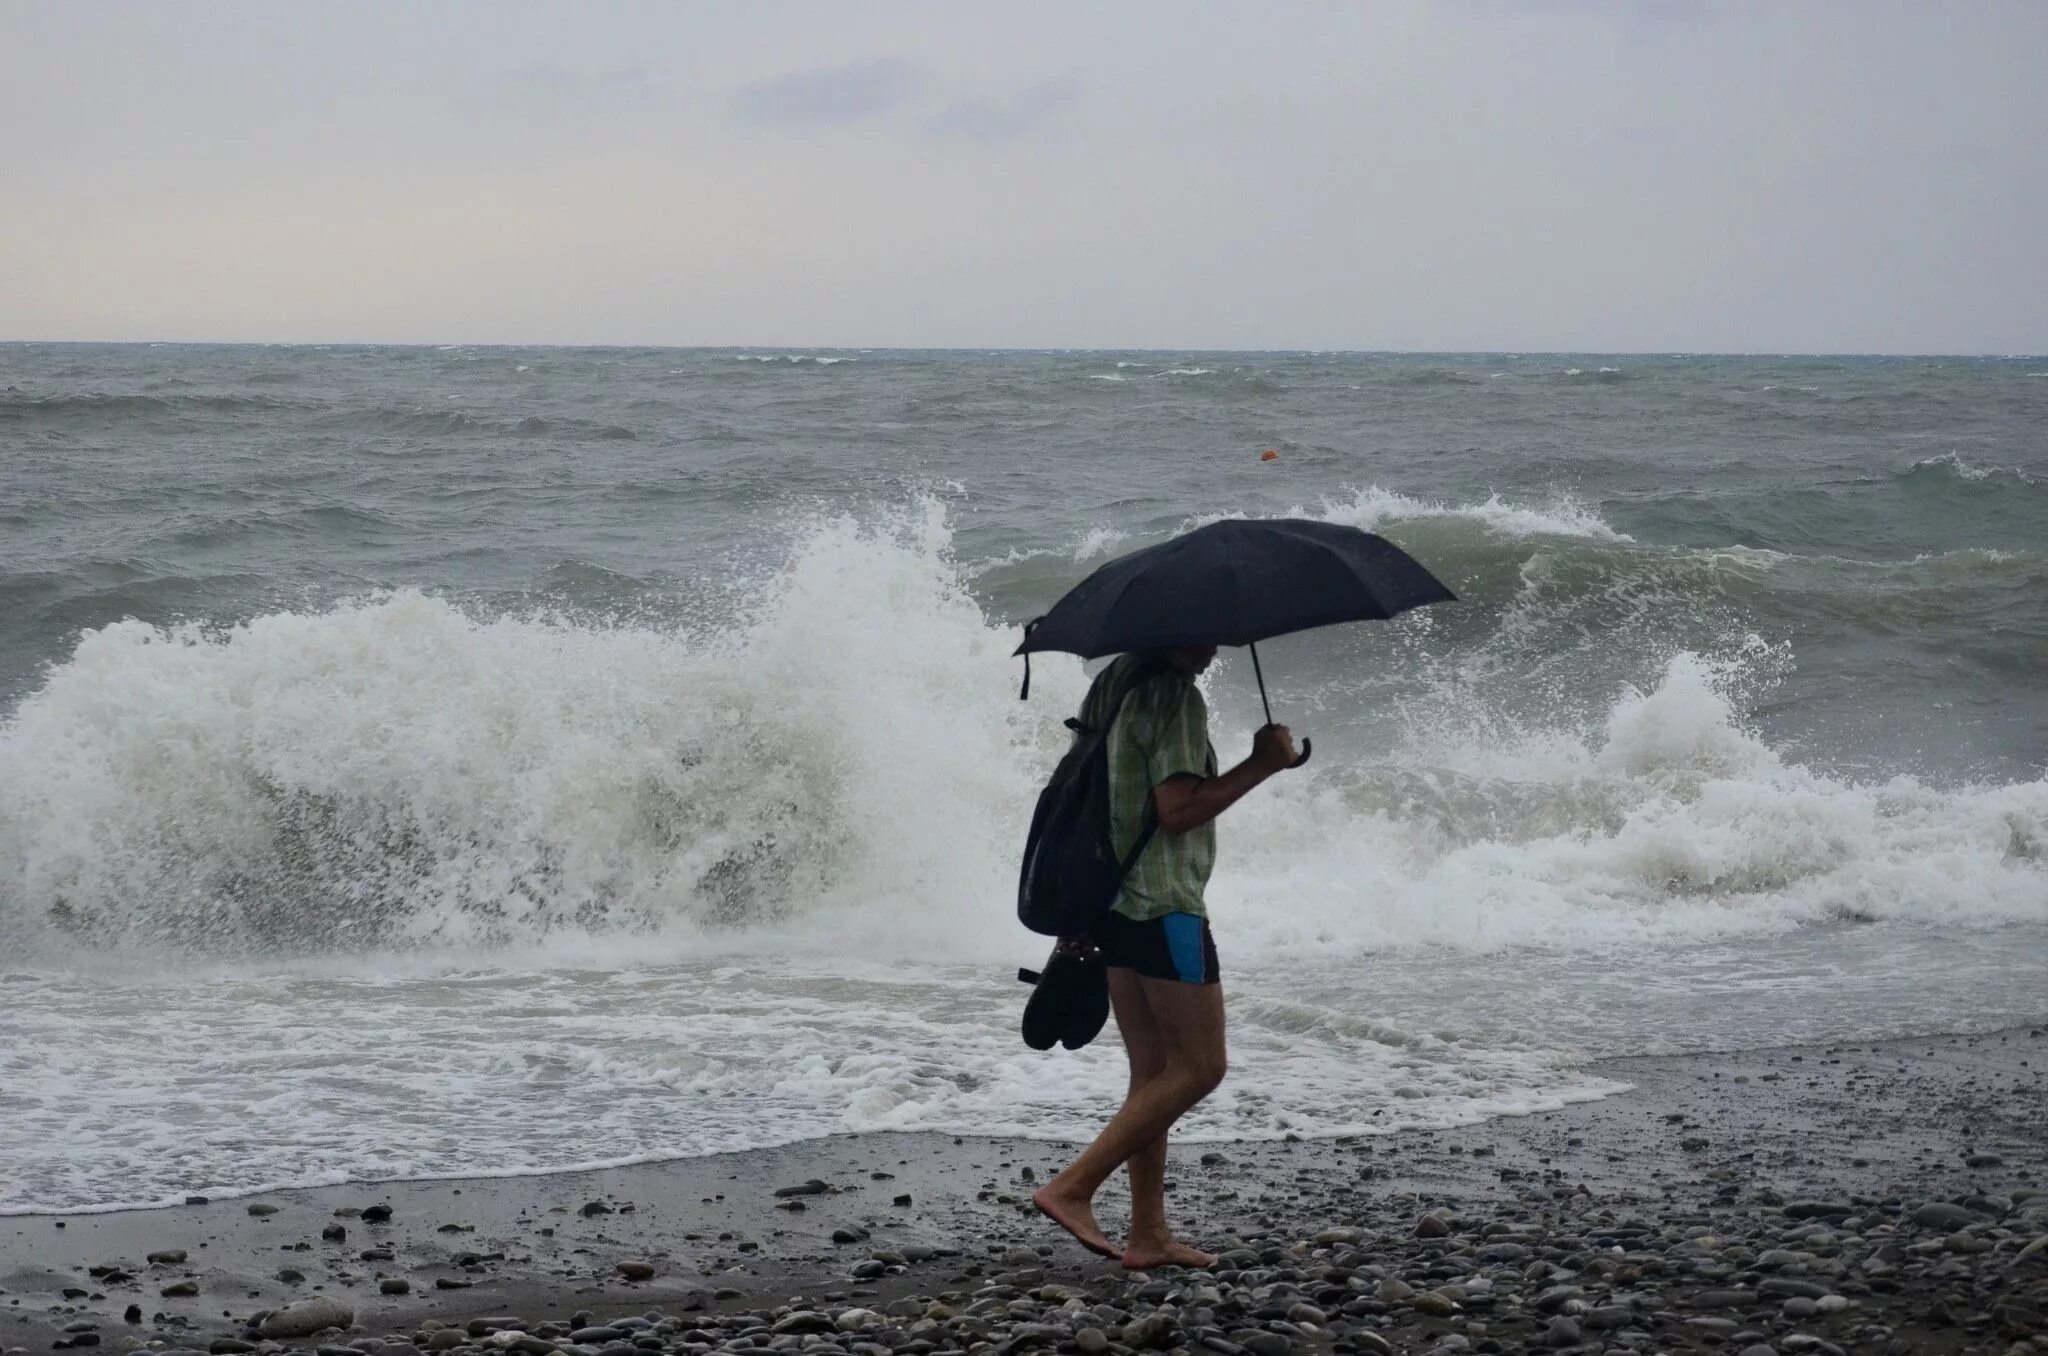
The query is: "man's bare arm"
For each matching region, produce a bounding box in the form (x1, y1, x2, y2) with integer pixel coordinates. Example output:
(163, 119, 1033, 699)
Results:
(1151, 724, 1297, 834)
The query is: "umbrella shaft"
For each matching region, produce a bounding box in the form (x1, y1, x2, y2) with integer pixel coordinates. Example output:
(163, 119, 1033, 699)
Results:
(1249, 642, 1274, 727)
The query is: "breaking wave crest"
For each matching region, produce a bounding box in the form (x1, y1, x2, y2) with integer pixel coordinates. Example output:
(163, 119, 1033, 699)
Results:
(2, 501, 2040, 966)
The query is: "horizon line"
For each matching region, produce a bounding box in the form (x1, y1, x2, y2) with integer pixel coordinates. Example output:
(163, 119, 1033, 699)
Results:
(5, 339, 2045, 360)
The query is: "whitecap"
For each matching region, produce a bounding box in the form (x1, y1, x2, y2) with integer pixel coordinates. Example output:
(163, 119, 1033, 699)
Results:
(1071, 525, 1128, 561)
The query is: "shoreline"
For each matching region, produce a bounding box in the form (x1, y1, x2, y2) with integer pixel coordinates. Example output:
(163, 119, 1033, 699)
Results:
(5, 1026, 2044, 1356)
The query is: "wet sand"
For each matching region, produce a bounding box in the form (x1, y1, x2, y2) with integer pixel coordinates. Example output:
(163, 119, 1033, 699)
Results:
(4, 1027, 2044, 1356)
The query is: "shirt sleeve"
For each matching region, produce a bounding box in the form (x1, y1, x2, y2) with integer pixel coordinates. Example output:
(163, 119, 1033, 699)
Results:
(1135, 680, 1212, 787)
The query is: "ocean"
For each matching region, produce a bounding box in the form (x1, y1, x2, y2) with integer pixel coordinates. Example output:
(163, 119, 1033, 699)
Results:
(2, 344, 2043, 1217)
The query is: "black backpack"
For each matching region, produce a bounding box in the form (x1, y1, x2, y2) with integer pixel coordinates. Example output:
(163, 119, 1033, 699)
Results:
(1017, 661, 1173, 937)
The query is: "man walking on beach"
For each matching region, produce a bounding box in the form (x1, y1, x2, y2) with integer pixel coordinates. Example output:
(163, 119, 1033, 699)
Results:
(1033, 645, 1297, 1268)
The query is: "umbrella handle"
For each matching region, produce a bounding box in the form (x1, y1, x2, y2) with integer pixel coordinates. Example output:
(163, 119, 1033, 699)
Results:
(1248, 645, 1312, 769)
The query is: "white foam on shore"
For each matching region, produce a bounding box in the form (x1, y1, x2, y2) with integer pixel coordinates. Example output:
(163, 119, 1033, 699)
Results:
(0, 958, 1628, 1217)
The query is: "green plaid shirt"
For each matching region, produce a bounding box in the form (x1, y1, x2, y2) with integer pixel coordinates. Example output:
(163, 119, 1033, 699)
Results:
(1080, 655, 1218, 921)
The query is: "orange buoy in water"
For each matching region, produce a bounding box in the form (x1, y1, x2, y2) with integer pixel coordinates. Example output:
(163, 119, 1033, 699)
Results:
(1260, 449, 1279, 462)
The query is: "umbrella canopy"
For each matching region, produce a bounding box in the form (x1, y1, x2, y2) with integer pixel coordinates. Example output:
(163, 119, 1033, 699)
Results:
(1013, 518, 1455, 766)
(1015, 518, 1453, 658)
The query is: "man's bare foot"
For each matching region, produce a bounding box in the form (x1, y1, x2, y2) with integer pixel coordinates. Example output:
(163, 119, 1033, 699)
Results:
(1032, 1184, 1120, 1260)
(1120, 1237, 1218, 1271)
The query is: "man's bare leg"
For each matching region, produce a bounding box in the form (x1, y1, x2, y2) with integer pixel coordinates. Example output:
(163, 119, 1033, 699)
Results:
(1035, 974, 1225, 1265)
(1103, 968, 1177, 1263)
(1032, 969, 1163, 1258)
(1117, 975, 1224, 1269)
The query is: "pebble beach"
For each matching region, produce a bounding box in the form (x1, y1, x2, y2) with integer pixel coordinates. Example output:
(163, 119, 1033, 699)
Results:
(8, 1028, 2043, 1356)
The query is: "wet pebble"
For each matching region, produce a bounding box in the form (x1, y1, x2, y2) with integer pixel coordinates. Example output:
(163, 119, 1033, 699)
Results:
(775, 1180, 831, 1198)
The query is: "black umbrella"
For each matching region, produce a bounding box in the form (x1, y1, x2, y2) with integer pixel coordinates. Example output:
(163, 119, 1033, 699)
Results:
(1013, 518, 1455, 766)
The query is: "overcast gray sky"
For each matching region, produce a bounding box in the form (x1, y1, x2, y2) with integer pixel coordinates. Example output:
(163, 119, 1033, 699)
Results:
(3, 1, 2043, 351)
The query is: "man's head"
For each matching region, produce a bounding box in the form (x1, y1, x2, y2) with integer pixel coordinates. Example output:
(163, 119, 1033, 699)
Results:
(1164, 645, 1217, 675)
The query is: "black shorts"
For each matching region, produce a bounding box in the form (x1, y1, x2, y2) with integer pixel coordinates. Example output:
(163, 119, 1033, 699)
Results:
(1093, 910, 1220, 985)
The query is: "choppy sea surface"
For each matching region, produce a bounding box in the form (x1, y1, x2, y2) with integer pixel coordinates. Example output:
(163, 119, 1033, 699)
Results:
(2, 344, 2044, 1215)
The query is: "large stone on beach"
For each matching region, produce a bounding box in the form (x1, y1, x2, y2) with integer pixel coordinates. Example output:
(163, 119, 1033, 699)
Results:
(1912, 1202, 1979, 1230)
(1760, 1279, 1829, 1299)
(146, 1250, 187, 1265)
(1783, 1202, 1853, 1220)
(1993, 1297, 2042, 1335)
(1755, 1249, 1814, 1269)
(258, 1297, 354, 1339)
(465, 1317, 526, 1336)
(615, 1260, 655, 1280)
(1121, 1314, 1180, 1349)
(1004, 1323, 1070, 1351)
(775, 1179, 832, 1198)
(835, 1309, 885, 1332)
(1414, 1214, 1450, 1238)
(773, 1312, 837, 1336)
